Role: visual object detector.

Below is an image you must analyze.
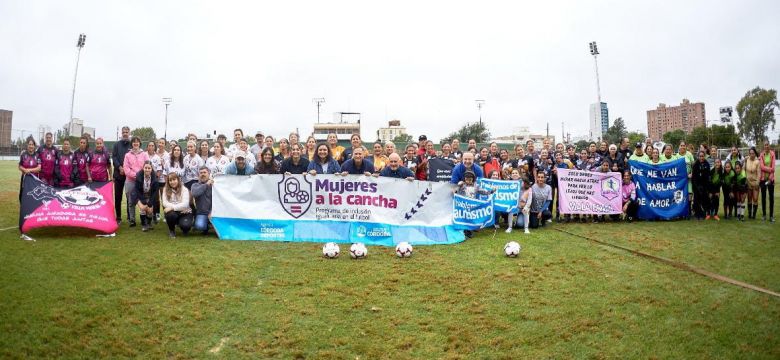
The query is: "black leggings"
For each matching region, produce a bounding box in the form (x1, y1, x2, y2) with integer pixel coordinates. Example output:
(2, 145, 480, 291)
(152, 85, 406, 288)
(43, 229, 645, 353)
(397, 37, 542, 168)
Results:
(114, 177, 125, 221)
(165, 211, 193, 234)
(761, 180, 775, 218)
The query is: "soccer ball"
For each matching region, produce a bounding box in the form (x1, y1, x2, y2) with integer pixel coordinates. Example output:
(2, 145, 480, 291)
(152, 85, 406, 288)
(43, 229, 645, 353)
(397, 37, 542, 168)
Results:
(504, 241, 521, 258)
(322, 242, 340, 258)
(349, 243, 368, 259)
(395, 242, 413, 258)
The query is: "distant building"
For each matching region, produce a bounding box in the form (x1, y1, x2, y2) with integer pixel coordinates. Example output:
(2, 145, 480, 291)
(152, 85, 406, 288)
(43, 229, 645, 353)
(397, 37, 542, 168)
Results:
(0, 109, 11, 147)
(377, 120, 407, 143)
(647, 99, 706, 141)
(491, 127, 554, 149)
(589, 102, 609, 141)
(312, 112, 361, 142)
(38, 125, 52, 143)
(64, 118, 96, 139)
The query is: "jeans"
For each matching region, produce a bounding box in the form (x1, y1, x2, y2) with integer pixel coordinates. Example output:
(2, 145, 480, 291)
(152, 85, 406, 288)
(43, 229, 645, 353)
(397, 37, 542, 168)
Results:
(194, 214, 210, 232)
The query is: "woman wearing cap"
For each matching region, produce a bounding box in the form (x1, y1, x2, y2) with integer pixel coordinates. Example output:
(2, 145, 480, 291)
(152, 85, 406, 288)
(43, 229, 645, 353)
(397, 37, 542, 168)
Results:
(630, 143, 649, 163)
(759, 142, 776, 222)
(162, 173, 193, 238)
(182, 140, 204, 190)
(123, 136, 149, 227)
(133, 160, 159, 231)
(307, 143, 341, 175)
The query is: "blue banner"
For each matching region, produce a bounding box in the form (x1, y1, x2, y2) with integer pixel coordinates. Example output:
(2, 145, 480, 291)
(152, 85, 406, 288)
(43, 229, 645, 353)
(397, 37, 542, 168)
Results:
(477, 178, 521, 213)
(452, 194, 495, 230)
(629, 158, 689, 220)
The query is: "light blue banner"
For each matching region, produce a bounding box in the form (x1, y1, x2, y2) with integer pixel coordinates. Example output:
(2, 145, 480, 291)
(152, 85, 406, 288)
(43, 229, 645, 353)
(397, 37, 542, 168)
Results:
(452, 194, 495, 230)
(629, 158, 689, 220)
(477, 178, 521, 213)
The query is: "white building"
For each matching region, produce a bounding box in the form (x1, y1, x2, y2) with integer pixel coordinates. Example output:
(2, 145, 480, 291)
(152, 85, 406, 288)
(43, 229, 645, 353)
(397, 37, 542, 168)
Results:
(37, 125, 52, 143)
(312, 112, 361, 142)
(589, 102, 609, 141)
(491, 126, 554, 149)
(377, 120, 407, 143)
(64, 118, 95, 139)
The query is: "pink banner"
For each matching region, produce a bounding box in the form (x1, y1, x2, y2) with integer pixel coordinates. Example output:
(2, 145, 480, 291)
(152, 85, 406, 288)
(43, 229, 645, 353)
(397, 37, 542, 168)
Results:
(556, 168, 622, 215)
(20, 175, 119, 234)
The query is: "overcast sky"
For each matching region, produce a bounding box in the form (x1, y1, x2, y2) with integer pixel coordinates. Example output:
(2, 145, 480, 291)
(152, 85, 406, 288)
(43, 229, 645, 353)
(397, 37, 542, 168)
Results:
(2, 0, 779, 142)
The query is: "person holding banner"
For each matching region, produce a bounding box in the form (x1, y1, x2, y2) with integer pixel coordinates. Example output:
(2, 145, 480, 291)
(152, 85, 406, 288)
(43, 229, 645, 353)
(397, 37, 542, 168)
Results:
(73, 136, 92, 186)
(89, 137, 111, 183)
(621, 171, 638, 222)
(281, 143, 310, 174)
(529, 172, 553, 228)
(451, 139, 463, 161)
(308, 143, 341, 175)
(340, 147, 375, 176)
(55, 139, 75, 188)
(133, 161, 159, 232)
(37, 132, 57, 186)
(18, 137, 41, 202)
(692, 151, 711, 220)
(162, 173, 193, 238)
(256, 147, 281, 174)
(759, 142, 776, 222)
(455, 170, 495, 238)
(441, 143, 457, 161)
(451, 152, 484, 184)
(379, 153, 415, 180)
(124, 137, 150, 227)
(660, 144, 679, 163)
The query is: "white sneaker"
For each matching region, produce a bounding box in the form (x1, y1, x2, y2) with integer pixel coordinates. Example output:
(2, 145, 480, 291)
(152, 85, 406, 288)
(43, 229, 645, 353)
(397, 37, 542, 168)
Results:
(505, 227, 512, 234)
(546, 219, 552, 223)
(20, 234, 35, 241)
(524, 229, 530, 234)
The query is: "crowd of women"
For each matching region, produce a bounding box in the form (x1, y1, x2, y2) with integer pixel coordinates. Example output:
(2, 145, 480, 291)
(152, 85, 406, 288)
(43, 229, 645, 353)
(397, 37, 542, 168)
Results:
(17, 126, 777, 240)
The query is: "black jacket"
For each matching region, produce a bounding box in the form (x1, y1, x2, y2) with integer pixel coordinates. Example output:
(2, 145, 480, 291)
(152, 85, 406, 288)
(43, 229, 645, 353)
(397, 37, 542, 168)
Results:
(133, 170, 159, 206)
(280, 157, 310, 174)
(112, 138, 131, 180)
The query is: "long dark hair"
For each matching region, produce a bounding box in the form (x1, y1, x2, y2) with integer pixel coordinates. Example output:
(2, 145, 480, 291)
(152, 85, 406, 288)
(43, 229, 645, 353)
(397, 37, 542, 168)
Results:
(315, 143, 333, 163)
(257, 147, 278, 172)
(169, 144, 184, 169)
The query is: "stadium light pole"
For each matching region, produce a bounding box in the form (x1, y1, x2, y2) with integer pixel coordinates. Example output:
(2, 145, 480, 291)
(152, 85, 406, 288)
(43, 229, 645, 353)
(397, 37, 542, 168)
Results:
(313, 98, 325, 123)
(162, 98, 173, 140)
(475, 99, 485, 125)
(69, 33, 86, 135)
(589, 41, 601, 104)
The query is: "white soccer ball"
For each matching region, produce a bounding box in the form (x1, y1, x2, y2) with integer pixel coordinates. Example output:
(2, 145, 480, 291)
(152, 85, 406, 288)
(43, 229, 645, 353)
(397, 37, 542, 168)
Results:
(322, 242, 340, 259)
(349, 243, 368, 259)
(504, 241, 521, 258)
(395, 242, 413, 258)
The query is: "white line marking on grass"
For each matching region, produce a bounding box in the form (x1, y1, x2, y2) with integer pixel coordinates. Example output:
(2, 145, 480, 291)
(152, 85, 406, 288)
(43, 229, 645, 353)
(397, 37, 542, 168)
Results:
(0, 226, 17, 231)
(209, 337, 229, 353)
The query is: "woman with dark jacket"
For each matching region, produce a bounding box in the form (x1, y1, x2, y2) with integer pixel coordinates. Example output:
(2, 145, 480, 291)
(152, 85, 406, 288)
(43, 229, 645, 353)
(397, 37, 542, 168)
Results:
(133, 161, 159, 231)
(255, 147, 281, 174)
(307, 143, 341, 175)
(691, 151, 711, 220)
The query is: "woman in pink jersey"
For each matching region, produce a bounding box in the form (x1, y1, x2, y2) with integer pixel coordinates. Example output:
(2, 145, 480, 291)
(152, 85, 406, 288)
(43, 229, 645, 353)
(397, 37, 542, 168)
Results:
(88, 137, 111, 182)
(123, 136, 150, 227)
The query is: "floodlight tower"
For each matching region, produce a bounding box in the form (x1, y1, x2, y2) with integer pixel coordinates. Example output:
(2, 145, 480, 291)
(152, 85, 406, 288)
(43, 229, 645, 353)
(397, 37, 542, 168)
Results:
(313, 98, 326, 123)
(69, 33, 86, 134)
(162, 98, 173, 140)
(475, 99, 485, 125)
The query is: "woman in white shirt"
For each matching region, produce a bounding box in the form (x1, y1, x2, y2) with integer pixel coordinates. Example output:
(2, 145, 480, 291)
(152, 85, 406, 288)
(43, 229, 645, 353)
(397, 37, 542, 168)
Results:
(206, 142, 230, 176)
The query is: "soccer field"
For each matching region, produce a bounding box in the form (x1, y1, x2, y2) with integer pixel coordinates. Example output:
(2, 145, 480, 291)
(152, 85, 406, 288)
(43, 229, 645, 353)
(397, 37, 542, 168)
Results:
(1, 161, 778, 359)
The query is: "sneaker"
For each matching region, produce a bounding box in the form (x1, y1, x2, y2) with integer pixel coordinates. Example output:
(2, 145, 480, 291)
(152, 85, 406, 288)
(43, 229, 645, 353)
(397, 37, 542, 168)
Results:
(547, 219, 553, 223)
(129, 221, 137, 228)
(714, 215, 720, 221)
(505, 227, 512, 234)
(771, 217, 776, 223)
(494, 224, 500, 229)
(705, 215, 711, 220)
(142, 225, 149, 232)
(168, 231, 176, 238)
(116, 219, 122, 225)
(20, 234, 35, 241)
(155, 214, 161, 222)
(524, 229, 530, 234)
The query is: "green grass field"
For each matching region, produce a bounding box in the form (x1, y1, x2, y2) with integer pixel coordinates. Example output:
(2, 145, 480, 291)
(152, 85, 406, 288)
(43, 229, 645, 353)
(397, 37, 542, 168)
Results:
(1, 161, 778, 359)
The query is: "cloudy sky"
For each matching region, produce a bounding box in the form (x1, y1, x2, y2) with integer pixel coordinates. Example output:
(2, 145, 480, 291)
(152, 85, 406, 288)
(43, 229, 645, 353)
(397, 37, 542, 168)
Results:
(2, 0, 778, 143)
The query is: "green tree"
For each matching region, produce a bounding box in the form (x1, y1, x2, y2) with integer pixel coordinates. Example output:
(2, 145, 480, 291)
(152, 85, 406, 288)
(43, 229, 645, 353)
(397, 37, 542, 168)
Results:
(685, 126, 710, 150)
(574, 140, 590, 151)
(736, 86, 778, 144)
(392, 134, 414, 146)
(441, 122, 490, 143)
(130, 127, 157, 142)
(602, 117, 627, 145)
(627, 131, 646, 146)
(709, 124, 741, 148)
(662, 129, 686, 147)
